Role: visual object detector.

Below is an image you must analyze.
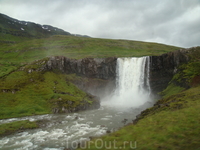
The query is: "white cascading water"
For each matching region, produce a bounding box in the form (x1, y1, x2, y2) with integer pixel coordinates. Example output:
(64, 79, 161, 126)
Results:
(102, 56, 151, 108)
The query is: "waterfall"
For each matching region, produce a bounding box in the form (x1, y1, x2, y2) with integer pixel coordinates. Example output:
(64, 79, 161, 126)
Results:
(102, 56, 152, 108)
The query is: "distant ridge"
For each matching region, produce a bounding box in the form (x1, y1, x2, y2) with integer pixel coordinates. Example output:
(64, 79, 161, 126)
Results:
(0, 13, 89, 38)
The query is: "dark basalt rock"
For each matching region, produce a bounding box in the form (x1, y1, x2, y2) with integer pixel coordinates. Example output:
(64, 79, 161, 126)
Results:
(43, 56, 117, 98)
(45, 56, 117, 80)
(149, 49, 189, 94)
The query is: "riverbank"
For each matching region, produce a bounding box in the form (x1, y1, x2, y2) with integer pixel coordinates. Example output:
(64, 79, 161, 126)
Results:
(0, 120, 38, 137)
(78, 85, 200, 150)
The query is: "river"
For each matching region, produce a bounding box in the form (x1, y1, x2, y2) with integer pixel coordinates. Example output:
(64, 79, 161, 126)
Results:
(0, 102, 152, 150)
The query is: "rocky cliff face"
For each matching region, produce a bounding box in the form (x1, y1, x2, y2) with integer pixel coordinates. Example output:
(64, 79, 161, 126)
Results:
(42, 49, 189, 97)
(44, 56, 117, 98)
(45, 56, 117, 80)
(149, 49, 189, 94)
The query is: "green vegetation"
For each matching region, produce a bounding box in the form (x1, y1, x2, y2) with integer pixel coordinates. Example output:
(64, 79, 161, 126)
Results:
(172, 47, 200, 85)
(172, 60, 200, 87)
(0, 34, 181, 78)
(0, 62, 22, 78)
(158, 47, 200, 99)
(0, 35, 181, 62)
(183, 48, 200, 78)
(0, 60, 94, 119)
(159, 83, 185, 98)
(79, 86, 200, 150)
(0, 120, 38, 137)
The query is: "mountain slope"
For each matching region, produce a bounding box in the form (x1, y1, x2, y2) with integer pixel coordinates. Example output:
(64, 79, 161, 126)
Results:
(0, 13, 71, 39)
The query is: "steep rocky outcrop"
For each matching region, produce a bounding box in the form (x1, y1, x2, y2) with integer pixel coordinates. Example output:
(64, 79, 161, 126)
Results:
(43, 57, 117, 97)
(149, 49, 189, 94)
(40, 49, 189, 96)
(45, 56, 117, 80)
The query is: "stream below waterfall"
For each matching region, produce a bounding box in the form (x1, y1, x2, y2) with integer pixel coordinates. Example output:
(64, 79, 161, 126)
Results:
(0, 103, 150, 150)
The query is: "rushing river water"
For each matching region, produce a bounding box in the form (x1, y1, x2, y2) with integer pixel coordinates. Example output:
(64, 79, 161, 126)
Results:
(0, 57, 153, 149)
(0, 103, 151, 150)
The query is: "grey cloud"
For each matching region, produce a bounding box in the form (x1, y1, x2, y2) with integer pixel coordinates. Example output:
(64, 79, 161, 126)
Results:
(0, 0, 200, 48)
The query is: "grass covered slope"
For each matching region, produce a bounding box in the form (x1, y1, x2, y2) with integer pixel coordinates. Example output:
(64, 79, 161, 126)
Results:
(0, 120, 38, 137)
(79, 86, 200, 150)
(0, 59, 98, 119)
(0, 35, 181, 62)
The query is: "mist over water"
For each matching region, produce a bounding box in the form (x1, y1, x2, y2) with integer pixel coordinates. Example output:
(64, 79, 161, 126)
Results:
(102, 57, 152, 109)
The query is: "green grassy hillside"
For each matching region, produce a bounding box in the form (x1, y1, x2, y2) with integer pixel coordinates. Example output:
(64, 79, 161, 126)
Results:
(0, 120, 38, 137)
(0, 58, 98, 119)
(0, 35, 180, 62)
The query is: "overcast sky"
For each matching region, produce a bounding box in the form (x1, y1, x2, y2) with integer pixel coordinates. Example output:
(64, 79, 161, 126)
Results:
(0, 0, 200, 48)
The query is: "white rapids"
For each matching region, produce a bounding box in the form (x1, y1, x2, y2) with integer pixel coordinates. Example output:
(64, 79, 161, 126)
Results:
(0, 107, 143, 150)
